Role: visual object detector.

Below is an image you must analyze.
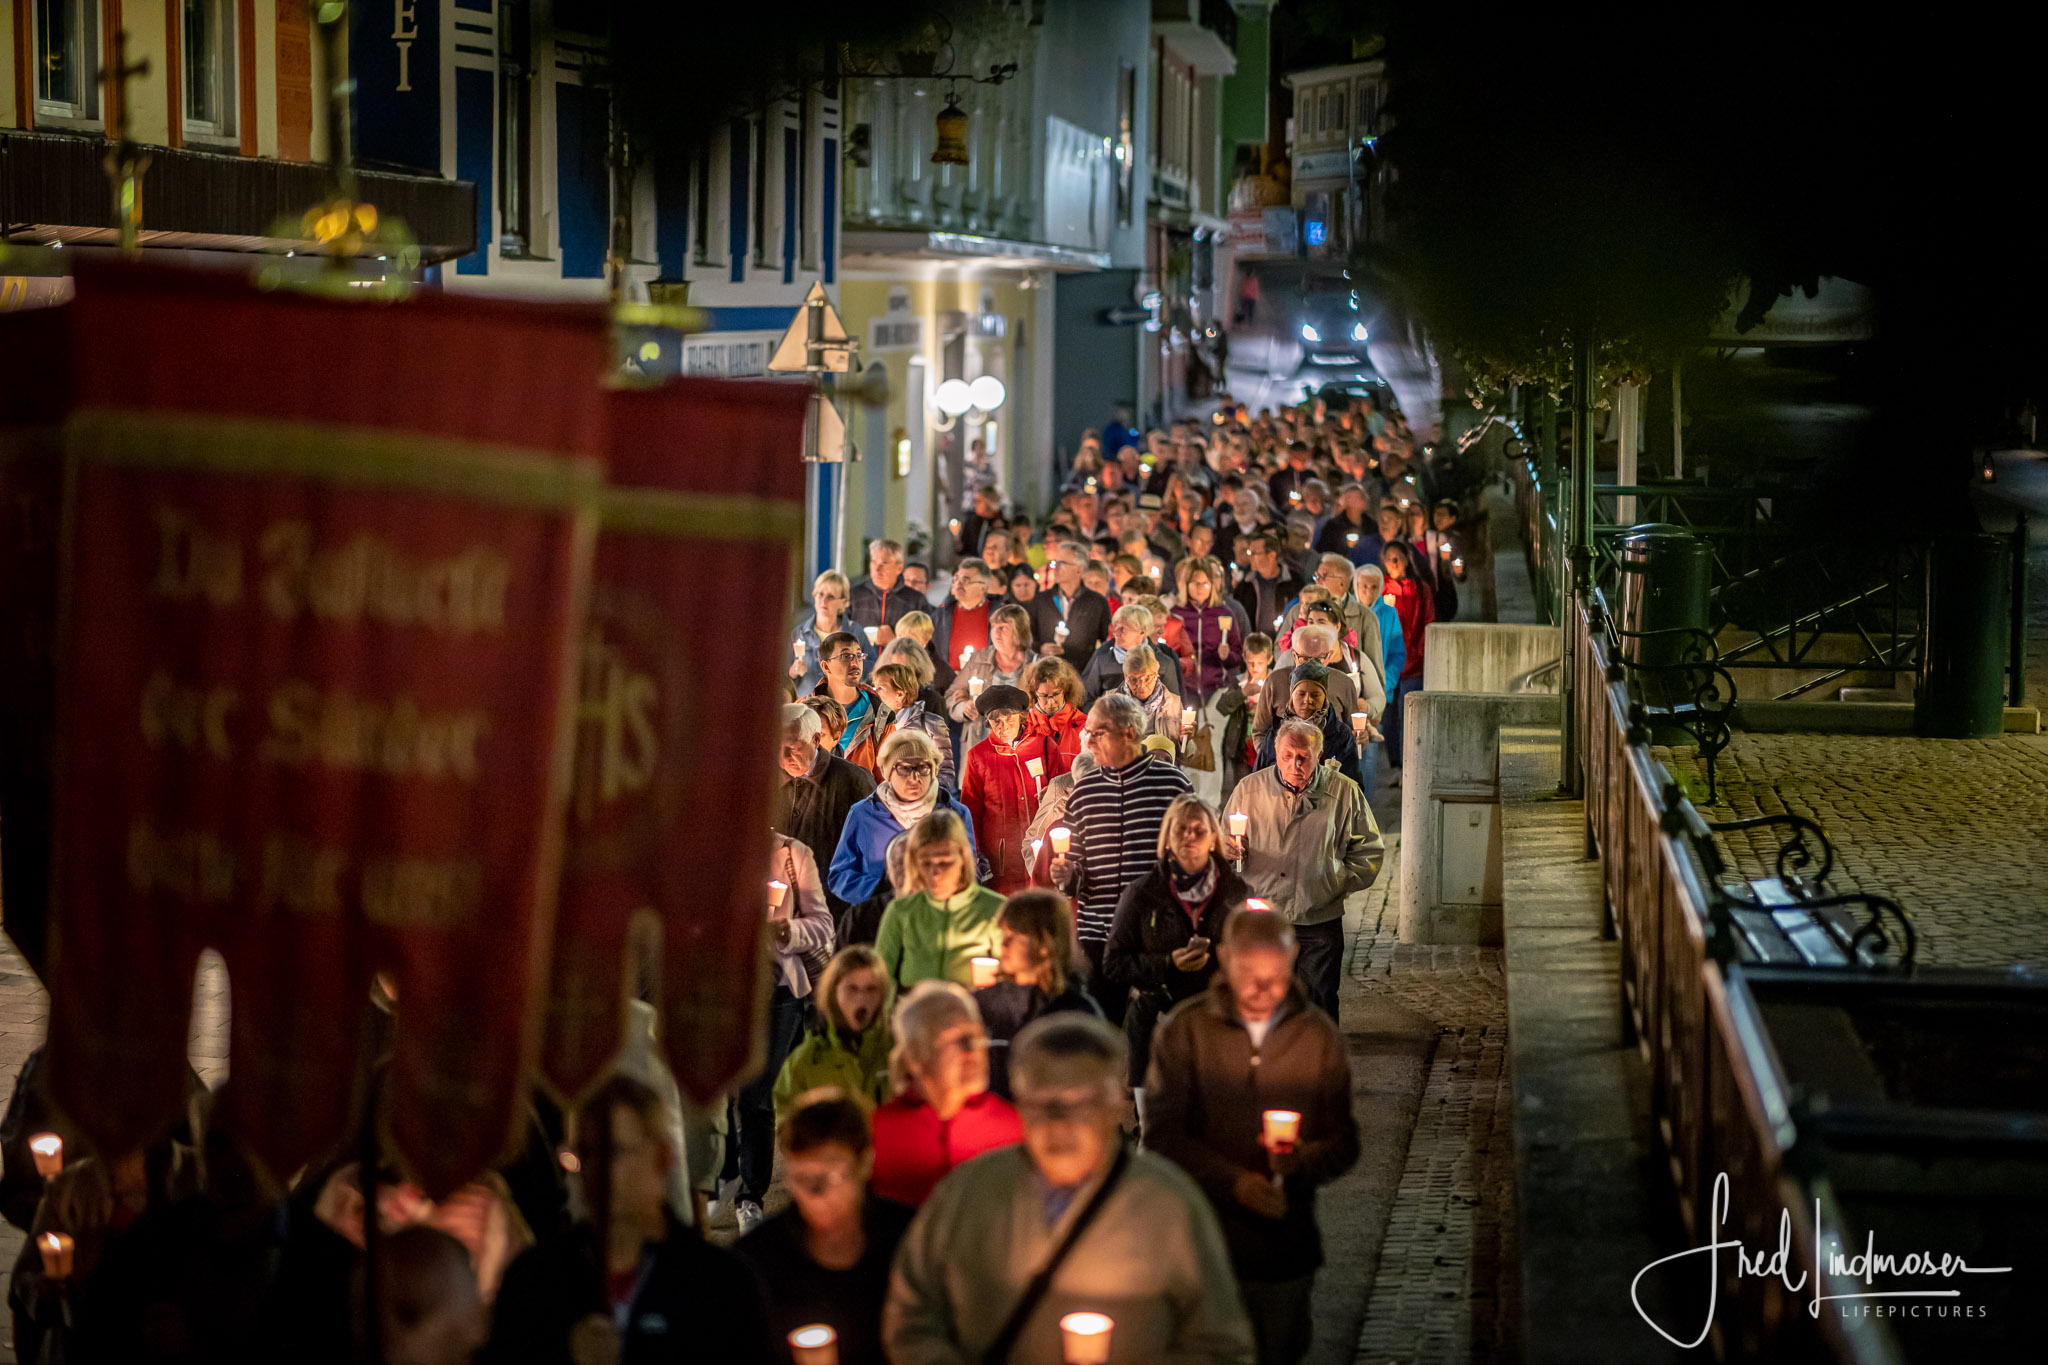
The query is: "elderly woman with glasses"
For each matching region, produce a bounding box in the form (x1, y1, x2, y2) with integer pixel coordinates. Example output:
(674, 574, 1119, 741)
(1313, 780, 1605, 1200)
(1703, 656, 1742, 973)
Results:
(868, 981, 1023, 1207)
(1118, 643, 1186, 743)
(828, 731, 979, 913)
(873, 809, 1005, 994)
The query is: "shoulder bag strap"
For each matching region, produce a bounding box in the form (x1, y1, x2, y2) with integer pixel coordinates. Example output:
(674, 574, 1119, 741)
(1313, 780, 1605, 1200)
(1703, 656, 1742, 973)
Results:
(981, 1141, 1132, 1365)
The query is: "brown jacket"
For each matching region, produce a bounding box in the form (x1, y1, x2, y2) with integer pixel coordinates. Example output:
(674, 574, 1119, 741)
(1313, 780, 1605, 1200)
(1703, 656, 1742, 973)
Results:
(1145, 977, 1359, 1282)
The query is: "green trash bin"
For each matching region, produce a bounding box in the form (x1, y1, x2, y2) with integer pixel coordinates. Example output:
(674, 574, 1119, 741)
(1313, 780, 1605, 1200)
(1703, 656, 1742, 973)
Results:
(1916, 531, 2011, 739)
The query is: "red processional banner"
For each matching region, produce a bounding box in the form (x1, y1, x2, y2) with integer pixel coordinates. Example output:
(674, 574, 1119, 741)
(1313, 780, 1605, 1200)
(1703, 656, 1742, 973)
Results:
(0, 307, 72, 976)
(43, 263, 609, 1195)
(541, 378, 809, 1107)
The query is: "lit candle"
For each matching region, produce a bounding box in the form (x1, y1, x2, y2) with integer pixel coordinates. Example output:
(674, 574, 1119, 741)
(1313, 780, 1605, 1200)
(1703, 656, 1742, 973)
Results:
(38, 1231, 73, 1281)
(960, 643, 974, 666)
(1453, 558, 1464, 574)
(28, 1133, 62, 1179)
(767, 880, 790, 921)
(1060, 1312, 1114, 1365)
(1180, 708, 1195, 734)
(788, 1324, 839, 1365)
(971, 956, 1000, 989)
(1217, 616, 1230, 637)
(950, 518, 962, 535)
(1273, 614, 1283, 631)
(864, 626, 880, 645)
(1289, 489, 1302, 503)
(969, 676, 986, 697)
(1049, 826, 1071, 856)
(1245, 896, 1272, 911)
(1438, 541, 1452, 556)
(1025, 756, 1044, 783)
(1346, 532, 1359, 547)
(1351, 710, 1368, 735)
(794, 639, 806, 659)
(1228, 810, 1249, 839)
(1056, 620, 1069, 640)
(1262, 1108, 1302, 1152)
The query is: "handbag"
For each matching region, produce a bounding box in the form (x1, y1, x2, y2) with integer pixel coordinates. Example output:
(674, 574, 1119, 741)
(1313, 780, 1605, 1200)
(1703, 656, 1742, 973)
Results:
(1183, 714, 1217, 772)
(783, 845, 834, 981)
(981, 1140, 1133, 1365)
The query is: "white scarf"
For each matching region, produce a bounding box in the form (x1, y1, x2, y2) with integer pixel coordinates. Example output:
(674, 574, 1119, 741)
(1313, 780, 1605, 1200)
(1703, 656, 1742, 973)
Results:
(878, 781, 940, 830)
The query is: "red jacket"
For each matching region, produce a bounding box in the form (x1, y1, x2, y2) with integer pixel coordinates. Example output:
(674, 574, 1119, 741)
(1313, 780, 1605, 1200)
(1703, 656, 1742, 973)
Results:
(961, 735, 1040, 894)
(1383, 574, 1435, 681)
(869, 1090, 1024, 1206)
(1019, 705, 1086, 779)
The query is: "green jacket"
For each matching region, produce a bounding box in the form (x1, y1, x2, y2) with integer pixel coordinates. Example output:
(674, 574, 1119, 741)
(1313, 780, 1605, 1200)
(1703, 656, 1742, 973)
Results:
(873, 886, 1007, 992)
(774, 1019, 893, 1117)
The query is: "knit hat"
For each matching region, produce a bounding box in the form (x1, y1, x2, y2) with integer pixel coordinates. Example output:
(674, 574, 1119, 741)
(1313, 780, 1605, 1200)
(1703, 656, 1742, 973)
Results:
(1292, 660, 1332, 689)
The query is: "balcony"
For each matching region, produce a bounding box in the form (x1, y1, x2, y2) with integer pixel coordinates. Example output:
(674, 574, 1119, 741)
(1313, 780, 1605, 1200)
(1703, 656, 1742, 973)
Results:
(1152, 0, 1238, 77)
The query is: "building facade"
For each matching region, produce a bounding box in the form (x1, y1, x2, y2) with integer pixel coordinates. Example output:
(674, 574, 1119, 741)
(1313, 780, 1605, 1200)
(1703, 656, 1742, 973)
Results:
(1282, 58, 1386, 262)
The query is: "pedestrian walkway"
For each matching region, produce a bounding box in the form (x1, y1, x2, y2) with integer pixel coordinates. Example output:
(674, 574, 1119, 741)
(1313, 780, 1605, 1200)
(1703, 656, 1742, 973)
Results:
(1657, 731, 2048, 970)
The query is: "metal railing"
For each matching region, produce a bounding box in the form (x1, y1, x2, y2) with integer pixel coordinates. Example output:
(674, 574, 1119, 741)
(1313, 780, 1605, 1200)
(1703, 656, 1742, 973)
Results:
(1569, 590, 1920, 1362)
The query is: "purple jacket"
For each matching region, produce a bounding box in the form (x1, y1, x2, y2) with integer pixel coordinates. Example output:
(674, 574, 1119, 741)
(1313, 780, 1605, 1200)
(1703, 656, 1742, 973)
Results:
(1172, 602, 1236, 698)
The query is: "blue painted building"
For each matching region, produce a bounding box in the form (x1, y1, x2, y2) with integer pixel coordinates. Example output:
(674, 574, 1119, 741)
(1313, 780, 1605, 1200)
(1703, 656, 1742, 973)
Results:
(394, 1, 846, 579)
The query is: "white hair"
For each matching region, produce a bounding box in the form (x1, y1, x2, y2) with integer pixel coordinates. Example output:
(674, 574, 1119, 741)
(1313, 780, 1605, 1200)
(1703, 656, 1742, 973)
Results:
(783, 702, 822, 743)
(1275, 717, 1325, 755)
(1292, 623, 1337, 658)
(1111, 603, 1153, 634)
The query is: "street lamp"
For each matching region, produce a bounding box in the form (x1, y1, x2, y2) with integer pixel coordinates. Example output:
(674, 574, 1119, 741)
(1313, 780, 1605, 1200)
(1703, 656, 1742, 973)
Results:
(931, 375, 1006, 432)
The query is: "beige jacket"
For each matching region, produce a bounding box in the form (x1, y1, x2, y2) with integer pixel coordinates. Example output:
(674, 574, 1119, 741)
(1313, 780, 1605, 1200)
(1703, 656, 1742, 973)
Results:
(1222, 761, 1384, 926)
(884, 1144, 1256, 1365)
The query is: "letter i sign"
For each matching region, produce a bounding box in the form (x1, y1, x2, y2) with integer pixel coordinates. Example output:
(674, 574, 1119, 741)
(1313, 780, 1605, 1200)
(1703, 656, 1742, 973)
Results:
(393, 0, 419, 93)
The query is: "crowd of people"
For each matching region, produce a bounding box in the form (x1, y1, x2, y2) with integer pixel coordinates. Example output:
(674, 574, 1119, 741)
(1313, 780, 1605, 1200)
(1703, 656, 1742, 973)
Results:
(1, 391, 1479, 1364)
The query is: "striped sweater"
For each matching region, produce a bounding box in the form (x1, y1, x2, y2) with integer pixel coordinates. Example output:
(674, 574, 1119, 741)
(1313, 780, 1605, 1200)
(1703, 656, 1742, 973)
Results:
(1062, 753, 1194, 942)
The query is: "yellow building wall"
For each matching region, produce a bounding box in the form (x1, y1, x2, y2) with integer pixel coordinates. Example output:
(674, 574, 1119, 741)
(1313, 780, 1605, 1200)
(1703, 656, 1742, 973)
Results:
(122, 4, 173, 147)
(835, 272, 1032, 577)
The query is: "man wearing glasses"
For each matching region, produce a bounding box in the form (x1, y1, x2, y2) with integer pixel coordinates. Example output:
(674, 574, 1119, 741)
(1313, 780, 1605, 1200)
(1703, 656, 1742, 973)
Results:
(814, 631, 888, 772)
(931, 558, 995, 678)
(885, 1015, 1254, 1364)
(1050, 694, 1192, 1022)
(1026, 539, 1111, 671)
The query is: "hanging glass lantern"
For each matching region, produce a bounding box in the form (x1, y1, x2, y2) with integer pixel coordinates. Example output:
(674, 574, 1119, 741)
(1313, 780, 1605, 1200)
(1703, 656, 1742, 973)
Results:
(932, 97, 970, 167)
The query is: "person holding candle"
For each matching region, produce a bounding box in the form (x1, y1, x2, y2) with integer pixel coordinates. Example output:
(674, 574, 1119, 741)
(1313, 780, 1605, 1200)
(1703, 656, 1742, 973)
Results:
(873, 810, 1006, 994)
(735, 1089, 913, 1365)
(1100, 795, 1252, 1125)
(487, 1074, 778, 1364)
(1028, 539, 1112, 670)
(726, 833, 840, 1234)
(828, 730, 979, 916)
(1017, 657, 1087, 781)
(1114, 644, 1186, 746)
(847, 538, 917, 647)
(869, 983, 1022, 1207)
(945, 603, 1036, 756)
(1021, 749, 1096, 885)
(958, 685, 1041, 895)
(1146, 910, 1361, 1365)
(929, 557, 995, 691)
(1230, 531, 1305, 643)
(1377, 541, 1435, 783)
(773, 704, 878, 924)
(1227, 719, 1384, 1022)
(1170, 557, 1251, 806)
(974, 891, 1103, 1101)
(776, 946, 896, 1116)
(1250, 660, 1365, 794)
(791, 571, 877, 695)
(883, 1014, 1255, 1364)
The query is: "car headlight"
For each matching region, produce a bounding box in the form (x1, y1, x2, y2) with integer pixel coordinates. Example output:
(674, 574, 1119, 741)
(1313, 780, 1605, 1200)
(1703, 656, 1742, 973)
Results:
(1352, 322, 1368, 342)
(1300, 323, 1319, 343)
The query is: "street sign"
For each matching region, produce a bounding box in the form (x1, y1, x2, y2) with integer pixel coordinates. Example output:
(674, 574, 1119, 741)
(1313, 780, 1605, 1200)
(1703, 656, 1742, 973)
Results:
(1099, 305, 1152, 326)
(770, 281, 855, 374)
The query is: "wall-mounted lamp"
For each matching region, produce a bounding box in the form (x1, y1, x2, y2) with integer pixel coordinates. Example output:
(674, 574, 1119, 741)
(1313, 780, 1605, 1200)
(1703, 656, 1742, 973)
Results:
(931, 375, 1006, 431)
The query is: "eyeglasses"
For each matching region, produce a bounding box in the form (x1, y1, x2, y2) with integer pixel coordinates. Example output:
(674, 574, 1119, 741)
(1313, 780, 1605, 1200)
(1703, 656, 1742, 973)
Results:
(786, 1166, 856, 1199)
(825, 653, 864, 666)
(1034, 690, 1066, 705)
(891, 762, 936, 778)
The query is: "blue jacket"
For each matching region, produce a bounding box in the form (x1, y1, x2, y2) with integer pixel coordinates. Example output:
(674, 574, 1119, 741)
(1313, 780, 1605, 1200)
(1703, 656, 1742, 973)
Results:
(1372, 597, 1405, 683)
(827, 789, 979, 905)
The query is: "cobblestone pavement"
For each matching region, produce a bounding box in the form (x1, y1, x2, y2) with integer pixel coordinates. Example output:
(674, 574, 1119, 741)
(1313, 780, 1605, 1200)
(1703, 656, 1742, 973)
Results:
(1334, 844, 1520, 1365)
(1658, 732, 2048, 970)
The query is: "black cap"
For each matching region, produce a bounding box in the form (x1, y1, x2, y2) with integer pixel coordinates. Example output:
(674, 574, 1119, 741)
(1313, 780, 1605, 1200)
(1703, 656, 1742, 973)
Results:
(975, 684, 1030, 718)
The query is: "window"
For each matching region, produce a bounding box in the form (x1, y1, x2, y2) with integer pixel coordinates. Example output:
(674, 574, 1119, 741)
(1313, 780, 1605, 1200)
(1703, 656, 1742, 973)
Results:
(32, 0, 99, 122)
(496, 0, 535, 255)
(182, 0, 237, 141)
(692, 131, 713, 265)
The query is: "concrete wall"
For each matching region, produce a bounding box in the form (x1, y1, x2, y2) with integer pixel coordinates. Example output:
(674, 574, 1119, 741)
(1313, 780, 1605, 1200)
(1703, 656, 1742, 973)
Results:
(1032, 0, 1150, 272)
(1399, 691, 1562, 945)
(1423, 623, 1563, 695)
